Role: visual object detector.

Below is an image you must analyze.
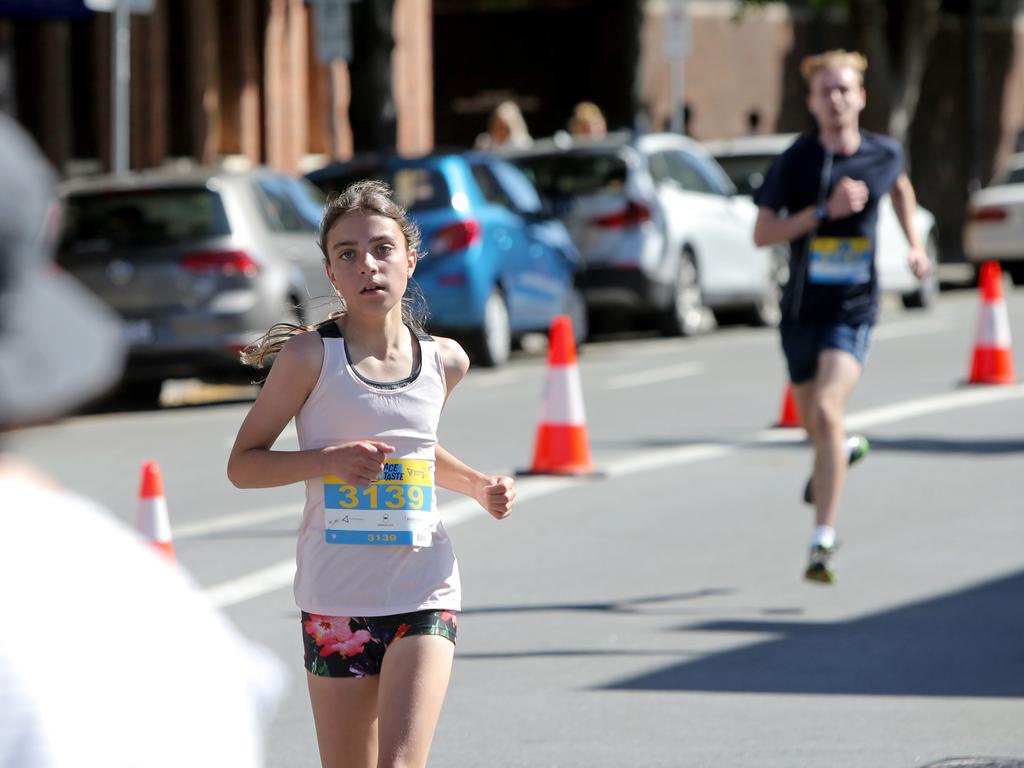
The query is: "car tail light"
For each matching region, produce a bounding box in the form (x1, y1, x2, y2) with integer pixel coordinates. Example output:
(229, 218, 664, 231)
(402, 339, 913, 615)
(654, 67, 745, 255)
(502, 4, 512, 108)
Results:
(970, 206, 1008, 223)
(181, 249, 260, 276)
(430, 220, 481, 255)
(592, 201, 652, 229)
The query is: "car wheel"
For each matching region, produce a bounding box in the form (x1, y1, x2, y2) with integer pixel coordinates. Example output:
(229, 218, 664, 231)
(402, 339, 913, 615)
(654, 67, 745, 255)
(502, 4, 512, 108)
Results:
(748, 248, 787, 327)
(1008, 263, 1024, 287)
(658, 249, 705, 337)
(901, 233, 940, 309)
(469, 289, 511, 367)
(566, 285, 589, 348)
(116, 379, 164, 410)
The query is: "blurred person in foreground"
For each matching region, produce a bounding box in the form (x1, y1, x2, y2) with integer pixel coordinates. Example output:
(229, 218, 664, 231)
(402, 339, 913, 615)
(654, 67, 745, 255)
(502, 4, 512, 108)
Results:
(753, 50, 930, 584)
(0, 112, 284, 767)
(474, 100, 532, 150)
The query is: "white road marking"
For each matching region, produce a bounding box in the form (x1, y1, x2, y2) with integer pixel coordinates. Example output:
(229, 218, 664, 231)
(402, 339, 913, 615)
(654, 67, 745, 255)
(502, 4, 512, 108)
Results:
(205, 383, 1024, 608)
(463, 370, 525, 389)
(871, 318, 954, 340)
(175, 504, 301, 539)
(223, 423, 298, 449)
(605, 362, 705, 390)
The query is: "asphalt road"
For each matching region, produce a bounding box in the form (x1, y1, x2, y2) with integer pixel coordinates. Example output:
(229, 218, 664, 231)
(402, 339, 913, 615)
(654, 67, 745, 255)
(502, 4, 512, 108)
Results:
(10, 282, 1024, 768)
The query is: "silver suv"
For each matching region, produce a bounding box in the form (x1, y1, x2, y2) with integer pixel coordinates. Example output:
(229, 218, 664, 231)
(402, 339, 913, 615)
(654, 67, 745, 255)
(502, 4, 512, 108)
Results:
(57, 166, 332, 404)
(507, 132, 781, 335)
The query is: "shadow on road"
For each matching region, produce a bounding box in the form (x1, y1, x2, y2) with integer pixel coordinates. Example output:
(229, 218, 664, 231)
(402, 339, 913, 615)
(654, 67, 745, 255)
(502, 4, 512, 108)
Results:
(602, 569, 1024, 698)
(863, 435, 1024, 456)
(592, 433, 1024, 458)
(460, 588, 735, 617)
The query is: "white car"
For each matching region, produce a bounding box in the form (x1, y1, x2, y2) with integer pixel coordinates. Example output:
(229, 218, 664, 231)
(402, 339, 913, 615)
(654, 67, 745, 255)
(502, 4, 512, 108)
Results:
(704, 133, 940, 310)
(507, 132, 783, 335)
(963, 152, 1024, 285)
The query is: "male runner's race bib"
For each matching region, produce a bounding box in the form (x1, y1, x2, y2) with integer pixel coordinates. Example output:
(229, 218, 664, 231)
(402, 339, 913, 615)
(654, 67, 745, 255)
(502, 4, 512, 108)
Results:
(807, 237, 872, 285)
(323, 458, 435, 547)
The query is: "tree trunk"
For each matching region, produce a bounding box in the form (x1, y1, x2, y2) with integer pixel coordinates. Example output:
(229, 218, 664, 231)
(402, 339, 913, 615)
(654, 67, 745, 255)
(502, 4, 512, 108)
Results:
(349, 0, 396, 153)
(851, 0, 939, 155)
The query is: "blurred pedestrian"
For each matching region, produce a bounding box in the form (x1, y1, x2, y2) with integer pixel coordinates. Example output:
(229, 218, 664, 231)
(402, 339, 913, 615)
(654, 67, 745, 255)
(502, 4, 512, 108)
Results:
(568, 101, 607, 138)
(228, 180, 515, 768)
(746, 108, 763, 136)
(752, 50, 930, 583)
(475, 99, 532, 150)
(0, 112, 284, 767)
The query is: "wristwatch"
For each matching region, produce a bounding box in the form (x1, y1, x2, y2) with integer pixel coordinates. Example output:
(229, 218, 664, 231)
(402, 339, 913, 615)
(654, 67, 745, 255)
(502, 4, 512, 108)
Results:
(814, 203, 829, 221)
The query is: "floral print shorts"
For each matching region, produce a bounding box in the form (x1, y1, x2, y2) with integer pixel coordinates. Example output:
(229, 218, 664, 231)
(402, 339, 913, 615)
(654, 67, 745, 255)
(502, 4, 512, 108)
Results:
(301, 609, 458, 678)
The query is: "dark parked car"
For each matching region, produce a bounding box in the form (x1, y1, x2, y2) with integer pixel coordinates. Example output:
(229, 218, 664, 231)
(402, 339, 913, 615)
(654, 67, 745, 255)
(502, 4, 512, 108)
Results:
(57, 166, 332, 403)
(306, 151, 586, 366)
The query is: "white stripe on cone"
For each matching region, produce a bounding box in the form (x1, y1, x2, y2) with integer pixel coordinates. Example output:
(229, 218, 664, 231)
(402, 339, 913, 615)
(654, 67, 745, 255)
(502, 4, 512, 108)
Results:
(976, 298, 1012, 348)
(539, 366, 586, 425)
(137, 496, 172, 544)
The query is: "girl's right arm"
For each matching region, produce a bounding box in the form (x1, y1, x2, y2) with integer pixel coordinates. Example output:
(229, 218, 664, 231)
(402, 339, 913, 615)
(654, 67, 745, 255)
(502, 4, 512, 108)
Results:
(226, 331, 394, 489)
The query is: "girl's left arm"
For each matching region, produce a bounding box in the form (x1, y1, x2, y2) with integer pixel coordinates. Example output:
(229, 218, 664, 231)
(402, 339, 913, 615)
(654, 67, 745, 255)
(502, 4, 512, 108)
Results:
(435, 445, 514, 520)
(434, 336, 515, 520)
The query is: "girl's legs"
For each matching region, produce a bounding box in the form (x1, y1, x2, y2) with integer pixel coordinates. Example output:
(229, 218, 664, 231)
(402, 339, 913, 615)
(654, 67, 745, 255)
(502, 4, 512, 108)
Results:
(307, 672, 380, 768)
(376, 634, 455, 768)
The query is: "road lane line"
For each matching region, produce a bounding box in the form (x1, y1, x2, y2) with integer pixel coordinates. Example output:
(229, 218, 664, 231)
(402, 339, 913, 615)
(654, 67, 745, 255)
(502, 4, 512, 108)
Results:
(176, 504, 301, 539)
(844, 384, 1024, 430)
(463, 370, 525, 389)
(605, 362, 705, 390)
(205, 383, 1024, 607)
(871, 318, 953, 340)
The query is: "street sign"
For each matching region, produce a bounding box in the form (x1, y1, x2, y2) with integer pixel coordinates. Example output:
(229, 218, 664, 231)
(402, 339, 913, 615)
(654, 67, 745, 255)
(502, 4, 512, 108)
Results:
(310, 0, 355, 64)
(663, 0, 691, 58)
(0, 0, 91, 18)
(83, 0, 154, 13)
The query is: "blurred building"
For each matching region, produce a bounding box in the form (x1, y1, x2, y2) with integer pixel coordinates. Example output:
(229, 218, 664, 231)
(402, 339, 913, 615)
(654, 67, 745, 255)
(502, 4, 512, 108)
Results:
(2, 0, 1023, 261)
(0, 0, 432, 175)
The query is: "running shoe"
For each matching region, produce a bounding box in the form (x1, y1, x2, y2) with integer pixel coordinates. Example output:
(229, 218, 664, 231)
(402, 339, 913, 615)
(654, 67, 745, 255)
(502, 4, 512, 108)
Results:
(803, 435, 870, 505)
(804, 544, 838, 584)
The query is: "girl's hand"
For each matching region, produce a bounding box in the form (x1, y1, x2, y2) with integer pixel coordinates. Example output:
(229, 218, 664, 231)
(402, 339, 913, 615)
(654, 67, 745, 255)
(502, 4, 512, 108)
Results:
(322, 441, 395, 487)
(477, 476, 515, 520)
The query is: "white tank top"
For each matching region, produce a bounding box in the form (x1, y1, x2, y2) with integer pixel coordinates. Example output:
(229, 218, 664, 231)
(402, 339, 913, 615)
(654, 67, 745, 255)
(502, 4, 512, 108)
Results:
(292, 322, 461, 616)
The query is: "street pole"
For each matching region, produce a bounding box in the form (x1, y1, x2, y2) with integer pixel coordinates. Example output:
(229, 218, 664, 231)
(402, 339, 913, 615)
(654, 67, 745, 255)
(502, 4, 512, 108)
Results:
(669, 56, 685, 134)
(665, 0, 690, 135)
(112, 1, 131, 174)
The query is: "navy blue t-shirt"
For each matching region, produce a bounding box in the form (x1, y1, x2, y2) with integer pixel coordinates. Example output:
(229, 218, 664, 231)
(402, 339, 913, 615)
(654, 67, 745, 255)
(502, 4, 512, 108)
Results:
(755, 131, 903, 325)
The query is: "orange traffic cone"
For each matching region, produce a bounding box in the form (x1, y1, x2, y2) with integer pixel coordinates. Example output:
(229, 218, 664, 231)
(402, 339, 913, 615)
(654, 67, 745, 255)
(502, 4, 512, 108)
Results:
(519, 315, 601, 476)
(968, 261, 1016, 385)
(137, 460, 175, 561)
(773, 383, 802, 428)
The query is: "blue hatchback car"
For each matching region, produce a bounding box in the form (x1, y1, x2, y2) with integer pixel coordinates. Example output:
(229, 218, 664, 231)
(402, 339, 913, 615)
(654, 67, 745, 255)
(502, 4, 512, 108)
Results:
(306, 152, 585, 366)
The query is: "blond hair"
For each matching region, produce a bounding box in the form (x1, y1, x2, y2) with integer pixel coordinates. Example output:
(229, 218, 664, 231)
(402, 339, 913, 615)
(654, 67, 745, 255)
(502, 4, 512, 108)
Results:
(489, 100, 532, 144)
(568, 101, 607, 136)
(799, 49, 868, 86)
(241, 180, 427, 369)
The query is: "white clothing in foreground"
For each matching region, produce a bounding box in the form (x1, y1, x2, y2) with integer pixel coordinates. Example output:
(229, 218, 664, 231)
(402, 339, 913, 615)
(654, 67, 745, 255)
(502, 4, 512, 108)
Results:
(0, 471, 286, 768)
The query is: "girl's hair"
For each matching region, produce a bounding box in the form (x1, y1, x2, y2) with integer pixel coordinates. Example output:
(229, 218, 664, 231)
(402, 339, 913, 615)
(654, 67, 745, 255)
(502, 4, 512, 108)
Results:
(799, 49, 868, 86)
(240, 179, 428, 369)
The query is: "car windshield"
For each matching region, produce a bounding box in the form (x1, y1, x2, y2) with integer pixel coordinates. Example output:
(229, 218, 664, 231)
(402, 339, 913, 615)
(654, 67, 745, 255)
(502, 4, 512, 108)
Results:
(310, 166, 451, 212)
(513, 153, 628, 198)
(993, 166, 1024, 186)
(60, 188, 230, 249)
(712, 154, 778, 196)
